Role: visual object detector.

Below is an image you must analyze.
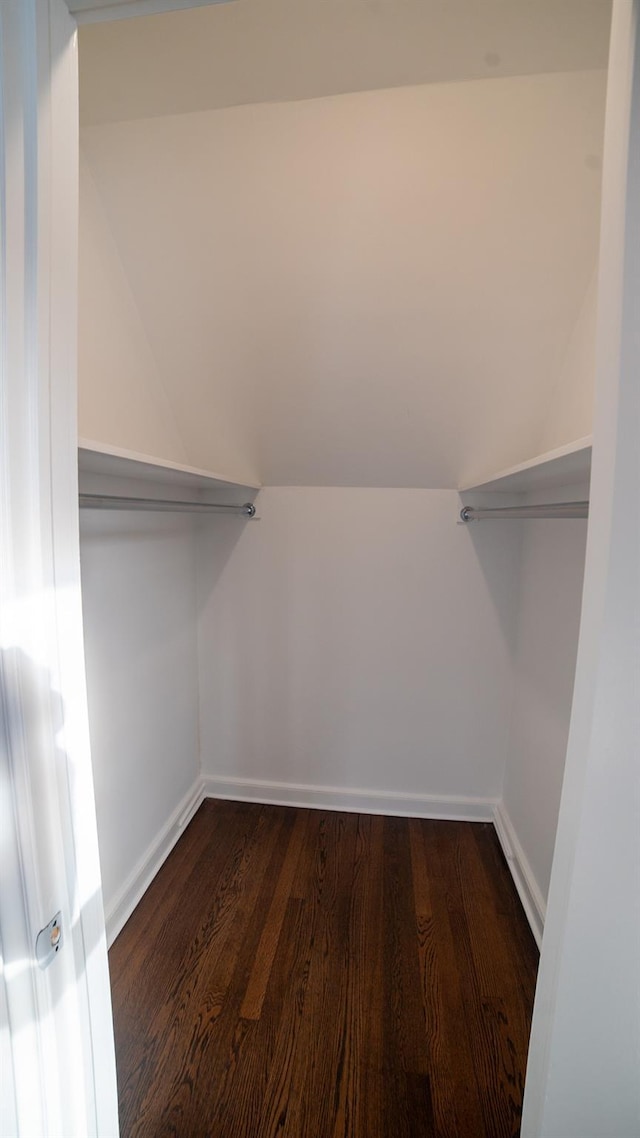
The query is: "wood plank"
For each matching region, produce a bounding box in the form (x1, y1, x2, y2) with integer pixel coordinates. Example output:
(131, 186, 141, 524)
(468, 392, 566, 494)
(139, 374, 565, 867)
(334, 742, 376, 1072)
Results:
(431, 821, 536, 1138)
(119, 804, 287, 1135)
(276, 810, 359, 1137)
(110, 801, 253, 1091)
(334, 813, 384, 1138)
(381, 815, 435, 1138)
(240, 809, 309, 1020)
(356, 813, 385, 1138)
(178, 817, 307, 1138)
(409, 818, 487, 1138)
(251, 897, 317, 1138)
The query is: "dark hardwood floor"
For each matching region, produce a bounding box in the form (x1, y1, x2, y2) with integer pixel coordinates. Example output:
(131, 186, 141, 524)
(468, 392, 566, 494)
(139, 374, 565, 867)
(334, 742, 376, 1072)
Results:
(109, 800, 539, 1138)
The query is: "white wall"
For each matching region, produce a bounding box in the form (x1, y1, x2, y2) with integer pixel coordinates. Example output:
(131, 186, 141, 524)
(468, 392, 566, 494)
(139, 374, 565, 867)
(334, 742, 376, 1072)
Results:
(197, 487, 521, 814)
(80, 510, 201, 939)
(79, 70, 605, 487)
(78, 154, 188, 464)
(538, 267, 599, 452)
(500, 514, 588, 924)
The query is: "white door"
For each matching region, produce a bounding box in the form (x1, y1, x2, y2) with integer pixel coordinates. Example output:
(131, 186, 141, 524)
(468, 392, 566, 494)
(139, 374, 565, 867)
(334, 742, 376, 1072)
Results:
(0, 1, 119, 1134)
(521, 1, 640, 1133)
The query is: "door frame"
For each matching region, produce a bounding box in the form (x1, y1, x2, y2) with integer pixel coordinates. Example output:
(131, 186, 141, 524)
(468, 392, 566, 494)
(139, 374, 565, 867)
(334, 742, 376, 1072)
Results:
(0, 2, 118, 1133)
(522, 2, 640, 1132)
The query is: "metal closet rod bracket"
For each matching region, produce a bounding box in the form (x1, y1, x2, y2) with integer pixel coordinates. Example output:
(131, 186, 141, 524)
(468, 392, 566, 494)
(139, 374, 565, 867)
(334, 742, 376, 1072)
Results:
(460, 501, 589, 522)
(79, 493, 256, 516)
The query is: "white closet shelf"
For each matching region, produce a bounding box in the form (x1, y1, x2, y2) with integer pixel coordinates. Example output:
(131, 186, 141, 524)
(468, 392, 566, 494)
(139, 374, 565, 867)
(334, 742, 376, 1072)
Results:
(78, 439, 261, 494)
(459, 436, 592, 494)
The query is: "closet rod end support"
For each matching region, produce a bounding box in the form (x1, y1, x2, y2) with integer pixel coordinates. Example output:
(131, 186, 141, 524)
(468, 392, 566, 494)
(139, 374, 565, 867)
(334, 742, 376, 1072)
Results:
(460, 506, 473, 523)
(243, 503, 257, 517)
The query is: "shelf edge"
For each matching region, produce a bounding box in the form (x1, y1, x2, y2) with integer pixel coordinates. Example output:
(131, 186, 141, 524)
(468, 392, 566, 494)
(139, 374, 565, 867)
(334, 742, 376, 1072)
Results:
(458, 435, 593, 493)
(78, 438, 262, 491)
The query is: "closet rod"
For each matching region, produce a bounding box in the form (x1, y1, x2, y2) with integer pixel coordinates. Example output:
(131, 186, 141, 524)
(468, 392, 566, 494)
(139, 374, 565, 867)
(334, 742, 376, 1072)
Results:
(460, 501, 588, 522)
(79, 493, 256, 516)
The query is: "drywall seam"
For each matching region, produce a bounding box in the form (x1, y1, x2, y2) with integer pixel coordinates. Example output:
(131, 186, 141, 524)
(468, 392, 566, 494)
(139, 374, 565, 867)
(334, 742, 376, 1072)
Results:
(202, 774, 497, 821)
(104, 776, 205, 946)
(493, 799, 546, 948)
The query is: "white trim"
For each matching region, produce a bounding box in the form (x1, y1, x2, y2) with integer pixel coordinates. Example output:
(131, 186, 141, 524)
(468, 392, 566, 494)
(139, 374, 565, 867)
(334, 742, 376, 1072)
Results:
(522, 3, 640, 1131)
(202, 774, 497, 822)
(105, 779, 205, 946)
(1, 1, 120, 1132)
(459, 435, 592, 494)
(493, 801, 545, 950)
(78, 437, 261, 492)
(67, 0, 233, 26)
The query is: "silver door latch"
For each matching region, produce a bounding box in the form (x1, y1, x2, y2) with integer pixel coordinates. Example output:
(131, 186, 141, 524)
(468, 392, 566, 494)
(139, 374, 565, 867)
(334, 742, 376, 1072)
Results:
(36, 912, 63, 970)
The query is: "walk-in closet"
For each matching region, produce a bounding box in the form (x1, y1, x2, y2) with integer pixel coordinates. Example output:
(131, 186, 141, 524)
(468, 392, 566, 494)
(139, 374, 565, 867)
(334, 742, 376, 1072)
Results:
(65, 0, 637, 1134)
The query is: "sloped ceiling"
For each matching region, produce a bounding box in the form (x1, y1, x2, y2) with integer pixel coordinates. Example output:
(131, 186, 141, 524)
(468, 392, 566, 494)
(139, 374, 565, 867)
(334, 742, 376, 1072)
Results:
(78, 3, 608, 488)
(79, 0, 611, 125)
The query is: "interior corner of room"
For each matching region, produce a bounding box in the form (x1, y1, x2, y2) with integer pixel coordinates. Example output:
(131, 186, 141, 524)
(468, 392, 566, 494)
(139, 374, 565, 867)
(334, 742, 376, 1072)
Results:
(76, 1, 606, 958)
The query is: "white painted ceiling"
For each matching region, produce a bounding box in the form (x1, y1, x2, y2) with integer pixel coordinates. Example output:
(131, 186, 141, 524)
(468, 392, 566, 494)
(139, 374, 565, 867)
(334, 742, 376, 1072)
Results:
(78, 2, 610, 488)
(79, 0, 611, 125)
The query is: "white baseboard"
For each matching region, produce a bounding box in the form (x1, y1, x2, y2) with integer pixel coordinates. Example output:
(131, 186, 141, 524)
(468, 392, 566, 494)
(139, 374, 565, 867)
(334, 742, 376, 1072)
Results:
(104, 779, 531, 948)
(202, 774, 497, 822)
(493, 800, 546, 949)
(104, 778, 205, 947)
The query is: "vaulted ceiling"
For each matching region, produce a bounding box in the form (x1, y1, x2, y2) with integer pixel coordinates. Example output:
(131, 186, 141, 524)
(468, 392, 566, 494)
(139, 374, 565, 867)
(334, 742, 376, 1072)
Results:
(78, 2, 610, 488)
